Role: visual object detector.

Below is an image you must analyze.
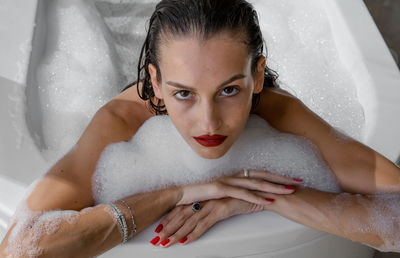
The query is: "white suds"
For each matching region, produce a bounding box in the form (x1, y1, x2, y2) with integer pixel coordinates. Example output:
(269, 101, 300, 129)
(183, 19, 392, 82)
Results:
(93, 115, 340, 204)
(332, 193, 400, 252)
(5, 204, 80, 258)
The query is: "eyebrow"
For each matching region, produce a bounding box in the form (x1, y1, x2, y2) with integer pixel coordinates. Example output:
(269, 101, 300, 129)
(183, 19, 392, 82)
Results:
(166, 74, 246, 91)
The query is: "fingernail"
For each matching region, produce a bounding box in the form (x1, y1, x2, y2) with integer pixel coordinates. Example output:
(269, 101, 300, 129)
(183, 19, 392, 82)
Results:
(179, 237, 188, 244)
(160, 238, 170, 246)
(293, 178, 303, 183)
(155, 224, 163, 233)
(150, 236, 160, 245)
(265, 198, 275, 203)
(285, 185, 296, 190)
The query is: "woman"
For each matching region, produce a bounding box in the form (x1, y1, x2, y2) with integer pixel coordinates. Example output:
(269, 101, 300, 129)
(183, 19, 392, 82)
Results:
(1, 0, 399, 256)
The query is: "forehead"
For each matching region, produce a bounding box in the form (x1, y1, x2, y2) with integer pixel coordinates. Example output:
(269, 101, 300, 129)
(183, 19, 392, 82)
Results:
(158, 32, 252, 85)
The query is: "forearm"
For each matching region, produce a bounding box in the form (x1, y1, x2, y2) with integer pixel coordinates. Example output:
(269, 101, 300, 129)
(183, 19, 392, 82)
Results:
(0, 187, 181, 257)
(0, 204, 121, 258)
(272, 187, 400, 252)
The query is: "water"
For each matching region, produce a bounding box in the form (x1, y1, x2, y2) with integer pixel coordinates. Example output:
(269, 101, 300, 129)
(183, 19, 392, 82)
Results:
(31, 0, 365, 163)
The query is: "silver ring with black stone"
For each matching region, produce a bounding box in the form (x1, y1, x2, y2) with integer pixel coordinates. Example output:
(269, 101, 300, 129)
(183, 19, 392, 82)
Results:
(192, 202, 201, 213)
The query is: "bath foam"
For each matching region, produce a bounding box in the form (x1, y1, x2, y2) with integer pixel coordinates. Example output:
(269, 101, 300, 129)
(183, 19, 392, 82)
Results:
(5, 204, 80, 258)
(361, 194, 400, 252)
(332, 193, 400, 253)
(93, 115, 341, 204)
(4, 203, 110, 257)
(36, 0, 121, 162)
(251, 0, 365, 140)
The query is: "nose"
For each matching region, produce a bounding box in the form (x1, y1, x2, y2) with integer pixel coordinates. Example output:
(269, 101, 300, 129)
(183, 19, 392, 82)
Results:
(197, 99, 222, 133)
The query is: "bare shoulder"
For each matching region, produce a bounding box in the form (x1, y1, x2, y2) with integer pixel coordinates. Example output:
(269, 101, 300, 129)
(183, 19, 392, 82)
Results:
(253, 87, 304, 131)
(26, 83, 154, 211)
(77, 82, 154, 148)
(104, 82, 155, 133)
(254, 87, 400, 194)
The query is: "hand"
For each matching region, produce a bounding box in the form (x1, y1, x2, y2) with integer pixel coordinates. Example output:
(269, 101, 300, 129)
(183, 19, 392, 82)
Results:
(177, 169, 302, 206)
(150, 170, 302, 247)
(150, 196, 272, 247)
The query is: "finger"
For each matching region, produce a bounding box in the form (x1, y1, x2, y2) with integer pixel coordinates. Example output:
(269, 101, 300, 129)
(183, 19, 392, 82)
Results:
(250, 191, 281, 211)
(234, 169, 303, 185)
(225, 197, 268, 215)
(250, 170, 303, 185)
(151, 205, 193, 245)
(220, 177, 296, 194)
(183, 213, 219, 245)
(157, 205, 186, 231)
(220, 184, 275, 206)
(160, 203, 211, 248)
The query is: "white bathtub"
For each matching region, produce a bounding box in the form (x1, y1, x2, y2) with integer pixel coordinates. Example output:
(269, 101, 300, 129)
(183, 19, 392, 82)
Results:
(1, 0, 400, 257)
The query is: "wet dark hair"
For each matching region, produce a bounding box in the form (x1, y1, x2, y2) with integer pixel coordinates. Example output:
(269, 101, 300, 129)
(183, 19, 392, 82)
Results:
(124, 0, 279, 115)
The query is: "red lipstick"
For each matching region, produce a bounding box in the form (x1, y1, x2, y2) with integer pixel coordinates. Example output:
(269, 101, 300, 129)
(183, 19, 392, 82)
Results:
(193, 134, 227, 147)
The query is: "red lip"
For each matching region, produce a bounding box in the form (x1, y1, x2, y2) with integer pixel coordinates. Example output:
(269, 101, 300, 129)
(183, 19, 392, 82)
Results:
(193, 134, 227, 147)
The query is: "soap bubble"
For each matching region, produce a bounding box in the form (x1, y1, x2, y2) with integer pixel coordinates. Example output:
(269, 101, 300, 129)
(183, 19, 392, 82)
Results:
(93, 115, 341, 204)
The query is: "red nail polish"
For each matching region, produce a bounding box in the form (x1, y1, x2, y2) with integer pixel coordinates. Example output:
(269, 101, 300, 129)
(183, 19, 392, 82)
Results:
(179, 237, 188, 244)
(293, 178, 303, 183)
(285, 185, 296, 190)
(160, 239, 170, 246)
(265, 198, 275, 203)
(155, 224, 163, 233)
(150, 236, 160, 245)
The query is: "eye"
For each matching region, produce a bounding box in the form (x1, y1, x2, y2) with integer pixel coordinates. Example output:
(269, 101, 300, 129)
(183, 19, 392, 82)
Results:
(221, 86, 239, 97)
(174, 90, 193, 100)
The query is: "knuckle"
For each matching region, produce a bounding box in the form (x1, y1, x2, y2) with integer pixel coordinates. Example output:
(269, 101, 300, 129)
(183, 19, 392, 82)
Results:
(187, 233, 197, 242)
(219, 200, 232, 212)
(215, 206, 227, 219)
(189, 214, 202, 224)
(171, 214, 184, 224)
(176, 205, 186, 212)
(252, 179, 263, 189)
(197, 219, 211, 229)
(168, 235, 179, 243)
(189, 228, 201, 239)
(272, 184, 286, 192)
(160, 224, 181, 237)
(212, 182, 222, 194)
(158, 231, 170, 239)
(239, 188, 249, 196)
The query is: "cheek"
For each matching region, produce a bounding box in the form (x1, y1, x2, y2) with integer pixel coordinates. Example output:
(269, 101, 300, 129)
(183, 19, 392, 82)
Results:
(165, 100, 191, 120)
(167, 105, 195, 133)
(221, 94, 252, 117)
(223, 98, 251, 129)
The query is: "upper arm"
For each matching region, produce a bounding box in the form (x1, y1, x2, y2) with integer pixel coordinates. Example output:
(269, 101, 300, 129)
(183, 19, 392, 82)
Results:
(26, 86, 154, 211)
(255, 88, 400, 194)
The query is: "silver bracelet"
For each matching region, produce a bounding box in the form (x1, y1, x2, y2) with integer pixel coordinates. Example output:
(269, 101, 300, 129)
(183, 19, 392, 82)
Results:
(119, 199, 137, 237)
(110, 202, 129, 244)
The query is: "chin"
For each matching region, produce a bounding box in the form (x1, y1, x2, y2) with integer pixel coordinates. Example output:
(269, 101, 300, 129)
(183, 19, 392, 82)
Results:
(194, 146, 229, 159)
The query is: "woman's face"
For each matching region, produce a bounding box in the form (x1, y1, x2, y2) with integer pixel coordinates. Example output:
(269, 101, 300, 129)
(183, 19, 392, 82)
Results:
(148, 32, 265, 159)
